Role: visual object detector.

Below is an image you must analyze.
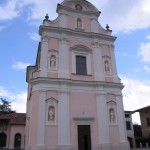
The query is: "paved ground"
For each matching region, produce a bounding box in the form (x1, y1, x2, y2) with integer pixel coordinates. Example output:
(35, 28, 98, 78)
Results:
(131, 148, 150, 150)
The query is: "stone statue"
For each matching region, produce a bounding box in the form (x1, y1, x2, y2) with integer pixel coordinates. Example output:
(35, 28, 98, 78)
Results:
(109, 108, 115, 123)
(48, 106, 55, 121)
(50, 55, 56, 68)
(104, 60, 110, 73)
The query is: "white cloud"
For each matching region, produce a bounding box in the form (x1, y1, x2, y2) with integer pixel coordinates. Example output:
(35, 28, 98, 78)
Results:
(10, 91, 27, 113)
(96, 0, 150, 33)
(144, 65, 150, 72)
(0, 86, 9, 97)
(12, 61, 31, 70)
(1, 0, 150, 33)
(0, 0, 19, 21)
(138, 42, 150, 62)
(146, 34, 150, 40)
(121, 76, 150, 124)
(116, 52, 128, 57)
(0, 85, 27, 113)
(28, 32, 40, 41)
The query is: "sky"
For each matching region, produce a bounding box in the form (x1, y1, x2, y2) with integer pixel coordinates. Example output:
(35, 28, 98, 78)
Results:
(0, 0, 150, 124)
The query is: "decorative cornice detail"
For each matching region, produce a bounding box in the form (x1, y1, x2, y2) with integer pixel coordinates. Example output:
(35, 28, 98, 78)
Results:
(39, 26, 116, 43)
(59, 37, 70, 44)
(73, 117, 94, 121)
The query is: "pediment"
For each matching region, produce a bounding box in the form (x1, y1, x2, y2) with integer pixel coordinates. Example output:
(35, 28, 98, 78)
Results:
(46, 97, 58, 103)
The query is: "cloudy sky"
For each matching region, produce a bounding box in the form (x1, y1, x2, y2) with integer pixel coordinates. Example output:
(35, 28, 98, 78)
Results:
(0, 0, 150, 124)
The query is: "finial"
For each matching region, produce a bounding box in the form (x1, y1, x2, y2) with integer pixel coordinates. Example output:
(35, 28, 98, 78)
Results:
(45, 14, 49, 21)
(106, 24, 109, 30)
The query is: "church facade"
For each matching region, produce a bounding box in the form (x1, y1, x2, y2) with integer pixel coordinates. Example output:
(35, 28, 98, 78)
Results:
(26, 0, 129, 150)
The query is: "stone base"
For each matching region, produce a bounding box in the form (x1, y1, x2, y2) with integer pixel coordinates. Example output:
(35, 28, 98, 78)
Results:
(96, 142, 130, 150)
(112, 142, 130, 150)
(25, 142, 129, 150)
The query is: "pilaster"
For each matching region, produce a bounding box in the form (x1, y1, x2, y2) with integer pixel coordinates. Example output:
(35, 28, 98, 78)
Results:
(90, 17, 99, 33)
(58, 90, 70, 145)
(109, 45, 120, 83)
(37, 90, 46, 147)
(40, 36, 48, 77)
(96, 93, 110, 144)
(28, 100, 32, 147)
(58, 37, 70, 79)
(59, 13, 68, 28)
(92, 41, 104, 81)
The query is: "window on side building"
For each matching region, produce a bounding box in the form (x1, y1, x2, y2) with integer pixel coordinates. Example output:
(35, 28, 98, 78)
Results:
(126, 121, 131, 130)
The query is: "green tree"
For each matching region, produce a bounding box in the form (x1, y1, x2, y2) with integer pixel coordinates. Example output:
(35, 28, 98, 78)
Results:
(0, 98, 14, 114)
(133, 124, 142, 137)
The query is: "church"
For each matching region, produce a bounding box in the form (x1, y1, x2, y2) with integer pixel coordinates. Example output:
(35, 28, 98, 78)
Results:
(26, 0, 129, 150)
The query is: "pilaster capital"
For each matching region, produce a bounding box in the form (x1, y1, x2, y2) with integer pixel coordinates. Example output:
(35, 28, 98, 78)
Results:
(59, 37, 70, 44)
(109, 45, 115, 50)
(91, 41, 100, 48)
(41, 35, 49, 42)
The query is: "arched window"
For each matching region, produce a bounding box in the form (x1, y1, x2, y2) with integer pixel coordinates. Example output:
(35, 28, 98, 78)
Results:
(14, 133, 21, 148)
(77, 18, 82, 29)
(0, 132, 7, 147)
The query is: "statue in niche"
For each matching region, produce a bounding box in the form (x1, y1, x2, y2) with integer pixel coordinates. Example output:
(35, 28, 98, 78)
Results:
(50, 55, 56, 68)
(104, 60, 110, 73)
(48, 106, 55, 121)
(77, 18, 82, 28)
(109, 108, 115, 123)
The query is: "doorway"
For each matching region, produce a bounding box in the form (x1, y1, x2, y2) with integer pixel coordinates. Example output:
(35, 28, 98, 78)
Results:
(0, 132, 7, 147)
(78, 125, 91, 150)
(14, 133, 21, 148)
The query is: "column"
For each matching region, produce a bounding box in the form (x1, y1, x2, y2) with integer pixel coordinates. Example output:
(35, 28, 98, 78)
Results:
(58, 37, 69, 79)
(37, 91, 46, 147)
(116, 95, 127, 142)
(40, 36, 48, 77)
(109, 45, 119, 82)
(58, 91, 70, 146)
(96, 94, 110, 143)
(92, 41, 104, 81)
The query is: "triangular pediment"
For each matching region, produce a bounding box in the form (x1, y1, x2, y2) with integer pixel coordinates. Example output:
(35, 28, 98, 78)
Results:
(46, 97, 58, 103)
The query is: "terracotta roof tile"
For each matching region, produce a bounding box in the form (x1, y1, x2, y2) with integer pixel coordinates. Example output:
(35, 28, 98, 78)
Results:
(0, 113, 26, 125)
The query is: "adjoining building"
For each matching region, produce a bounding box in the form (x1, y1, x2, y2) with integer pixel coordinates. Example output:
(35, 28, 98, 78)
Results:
(124, 111, 135, 149)
(134, 105, 150, 138)
(0, 113, 26, 149)
(25, 0, 129, 150)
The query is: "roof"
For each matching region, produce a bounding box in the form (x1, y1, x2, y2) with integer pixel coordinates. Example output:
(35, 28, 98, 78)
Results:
(134, 105, 150, 112)
(124, 111, 135, 114)
(0, 113, 26, 125)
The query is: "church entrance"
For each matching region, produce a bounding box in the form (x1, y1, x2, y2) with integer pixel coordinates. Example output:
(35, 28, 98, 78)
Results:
(78, 125, 91, 150)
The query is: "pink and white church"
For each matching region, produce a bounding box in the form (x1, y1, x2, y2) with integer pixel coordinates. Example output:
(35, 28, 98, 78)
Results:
(26, 0, 129, 150)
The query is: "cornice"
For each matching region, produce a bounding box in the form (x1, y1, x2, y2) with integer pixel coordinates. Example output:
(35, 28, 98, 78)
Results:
(39, 26, 116, 43)
(30, 77, 123, 89)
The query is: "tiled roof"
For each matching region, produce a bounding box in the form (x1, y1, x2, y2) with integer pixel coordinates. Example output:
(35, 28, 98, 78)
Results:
(0, 113, 26, 125)
(134, 105, 150, 112)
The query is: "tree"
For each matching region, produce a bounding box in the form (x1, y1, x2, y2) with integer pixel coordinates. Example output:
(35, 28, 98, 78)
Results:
(0, 98, 15, 114)
(133, 124, 142, 137)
